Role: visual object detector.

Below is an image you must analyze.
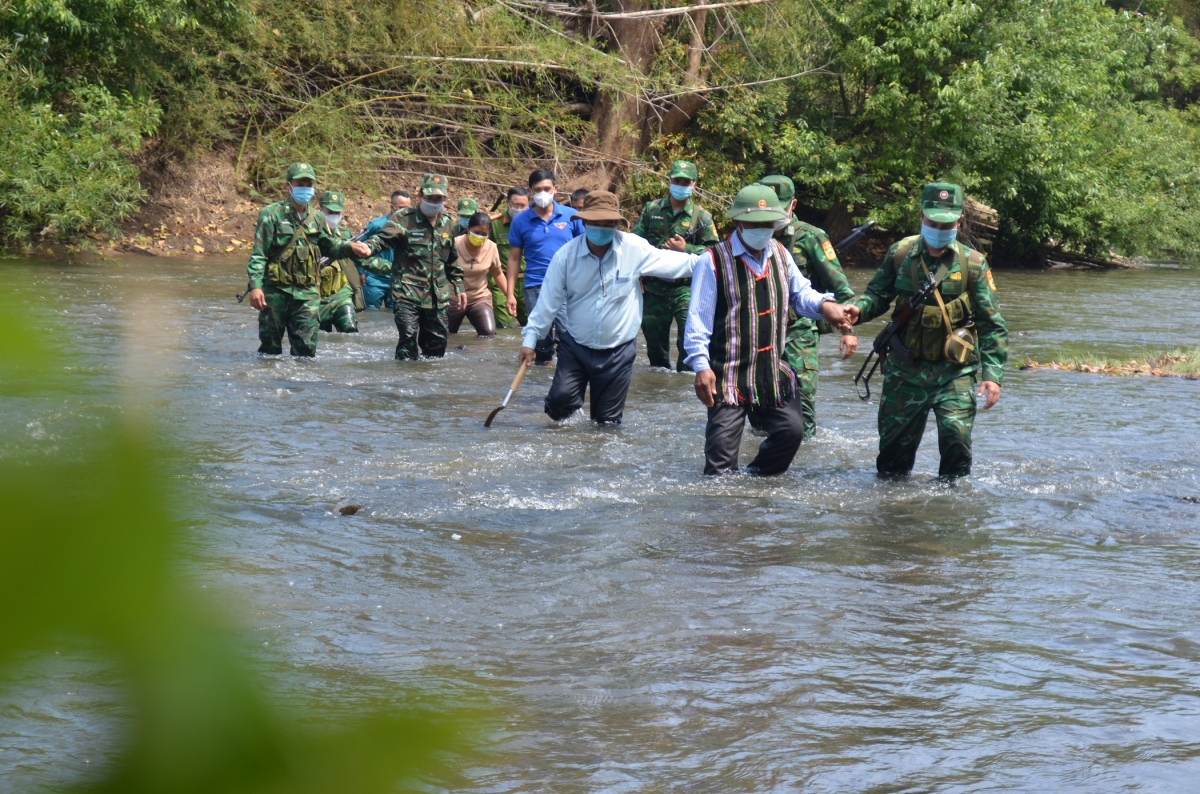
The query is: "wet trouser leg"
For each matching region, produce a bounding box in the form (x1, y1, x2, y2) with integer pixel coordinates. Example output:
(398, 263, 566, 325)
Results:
(544, 332, 636, 424)
(704, 391, 805, 476)
(319, 289, 358, 333)
(362, 272, 392, 309)
(449, 300, 497, 337)
(258, 286, 318, 357)
(782, 317, 820, 440)
(641, 288, 672, 369)
(877, 372, 976, 478)
(393, 299, 448, 360)
(524, 285, 561, 363)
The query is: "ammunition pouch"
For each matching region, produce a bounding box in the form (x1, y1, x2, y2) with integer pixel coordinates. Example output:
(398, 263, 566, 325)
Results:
(267, 210, 319, 289)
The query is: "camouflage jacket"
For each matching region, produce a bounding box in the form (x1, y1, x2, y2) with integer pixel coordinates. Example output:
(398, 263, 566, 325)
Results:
(856, 237, 1008, 385)
(319, 225, 353, 298)
(631, 196, 719, 291)
(364, 207, 462, 309)
(246, 200, 355, 299)
(777, 220, 857, 336)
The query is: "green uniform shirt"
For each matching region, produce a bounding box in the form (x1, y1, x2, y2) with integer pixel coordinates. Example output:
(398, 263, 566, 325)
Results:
(490, 213, 523, 276)
(856, 237, 1008, 385)
(784, 220, 856, 313)
(364, 207, 462, 309)
(631, 196, 719, 255)
(246, 200, 355, 299)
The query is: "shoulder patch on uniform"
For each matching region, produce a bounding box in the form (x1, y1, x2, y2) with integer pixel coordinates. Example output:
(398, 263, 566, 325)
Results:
(949, 271, 962, 281)
(681, 220, 691, 227)
(985, 269, 997, 291)
(821, 239, 837, 261)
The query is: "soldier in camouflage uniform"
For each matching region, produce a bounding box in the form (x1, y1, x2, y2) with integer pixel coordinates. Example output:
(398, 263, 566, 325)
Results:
(362, 173, 466, 360)
(490, 187, 529, 329)
(853, 182, 1008, 479)
(316, 190, 360, 334)
(631, 159, 720, 370)
(244, 163, 369, 356)
(759, 175, 858, 439)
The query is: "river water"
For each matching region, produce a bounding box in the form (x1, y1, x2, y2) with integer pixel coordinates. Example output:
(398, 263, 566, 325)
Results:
(2, 256, 1199, 791)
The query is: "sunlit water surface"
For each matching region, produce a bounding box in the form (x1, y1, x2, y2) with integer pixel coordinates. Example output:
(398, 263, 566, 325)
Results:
(2, 256, 1199, 792)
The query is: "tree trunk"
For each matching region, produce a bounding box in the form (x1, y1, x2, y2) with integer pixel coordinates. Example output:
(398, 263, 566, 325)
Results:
(658, 9, 708, 135)
(592, 0, 659, 159)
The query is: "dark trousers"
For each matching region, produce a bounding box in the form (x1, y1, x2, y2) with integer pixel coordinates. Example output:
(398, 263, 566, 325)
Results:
(704, 392, 805, 476)
(448, 299, 497, 337)
(544, 332, 636, 424)
(524, 284, 563, 363)
(393, 298, 448, 360)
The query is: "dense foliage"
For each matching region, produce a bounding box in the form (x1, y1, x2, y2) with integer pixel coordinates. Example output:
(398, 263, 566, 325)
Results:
(3, 0, 1200, 262)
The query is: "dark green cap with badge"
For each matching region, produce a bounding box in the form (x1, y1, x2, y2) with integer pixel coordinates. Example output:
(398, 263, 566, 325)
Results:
(758, 175, 795, 204)
(921, 181, 964, 223)
(456, 197, 478, 216)
(319, 190, 345, 212)
(668, 159, 699, 181)
(421, 173, 450, 197)
(727, 183, 786, 222)
(286, 162, 317, 182)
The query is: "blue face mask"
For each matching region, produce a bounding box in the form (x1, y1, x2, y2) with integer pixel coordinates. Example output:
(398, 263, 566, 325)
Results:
(738, 226, 774, 251)
(669, 184, 693, 201)
(921, 222, 958, 249)
(290, 186, 315, 205)
(458, 216, 470, 228)
(586, 225, 616, 246)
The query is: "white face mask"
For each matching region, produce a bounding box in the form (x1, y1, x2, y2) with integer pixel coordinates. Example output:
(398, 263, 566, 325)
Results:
(772, 217, 789, 231)
(324, 213, 342, 228)
(532, 191, 554, 209)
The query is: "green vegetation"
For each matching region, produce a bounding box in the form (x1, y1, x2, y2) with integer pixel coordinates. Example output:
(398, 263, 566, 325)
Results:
(0, 290, 480, 790)
(1021, 347, 1200, 378)
(4, 0, 1200, 263)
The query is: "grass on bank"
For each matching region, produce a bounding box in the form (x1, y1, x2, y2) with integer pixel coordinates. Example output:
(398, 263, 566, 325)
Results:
(1021, 348, 1200, 379)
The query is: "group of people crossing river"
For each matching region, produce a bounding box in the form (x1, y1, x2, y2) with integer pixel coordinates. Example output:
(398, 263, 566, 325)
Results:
(244, 162, 1008, 479)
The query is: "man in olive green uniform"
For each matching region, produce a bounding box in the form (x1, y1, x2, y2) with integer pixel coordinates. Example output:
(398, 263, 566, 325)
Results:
(362, 173, 466, 360)
(631, 160, 720, 370)
(244, 163, 370, 356)
(316, 190, 361, 334)
(490, 187, 529, 329)
(760, 175, 858, 439)
(853, 182, 1008, 479)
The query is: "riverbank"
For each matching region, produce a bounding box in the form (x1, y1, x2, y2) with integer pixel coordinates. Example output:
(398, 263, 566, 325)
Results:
(1021, 348, 1200, 379)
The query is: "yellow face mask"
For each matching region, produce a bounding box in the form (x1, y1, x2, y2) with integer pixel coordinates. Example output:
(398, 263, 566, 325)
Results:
(467, 232, 487, 247)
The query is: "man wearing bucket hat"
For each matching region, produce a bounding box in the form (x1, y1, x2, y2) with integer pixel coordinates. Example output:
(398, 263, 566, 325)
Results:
(759, 174, 858, 440)
(683, 184, 859, 476)
(363, 173, 467, 360)
(316, 190, 364, 334)
(630, 159, 720, 371)
(852, 181, 1009, 479)
(516, 190, 700, 424)
(244, 162, 372, 356)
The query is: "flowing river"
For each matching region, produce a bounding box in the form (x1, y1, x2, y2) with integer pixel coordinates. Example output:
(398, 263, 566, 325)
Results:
(2, 255, 1199, 791)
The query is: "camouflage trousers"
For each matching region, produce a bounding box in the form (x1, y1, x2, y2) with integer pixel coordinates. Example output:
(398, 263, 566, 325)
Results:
(319, 286, 358, 333)
(258, 285, 319, 357)
(393, 298, 448, 361)
(491, 274, 526, 330)
(877, 368, 977, 479)
(640, 281, 691, 371)
(783, 319, 820, 440)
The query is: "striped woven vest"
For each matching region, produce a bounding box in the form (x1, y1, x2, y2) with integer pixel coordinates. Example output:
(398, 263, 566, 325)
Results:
(708, 238, 797, 407)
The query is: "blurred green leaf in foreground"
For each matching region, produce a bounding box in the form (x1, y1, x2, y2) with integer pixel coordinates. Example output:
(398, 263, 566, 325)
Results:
(0, 293, 478, 792)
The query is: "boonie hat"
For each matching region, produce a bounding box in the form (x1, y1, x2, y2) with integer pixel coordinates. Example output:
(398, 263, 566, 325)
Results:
(421, 173, 450, 197)
(921, 182, 964, 223)
(319, 190, 345, 212)
(456, 197, 478, 216)
(575, 190, 626, 223)
(758, 175, 795, 204)
(668, 160, 699, 181)
(727, 183, 786, 223)
(286, 162, 317, 182)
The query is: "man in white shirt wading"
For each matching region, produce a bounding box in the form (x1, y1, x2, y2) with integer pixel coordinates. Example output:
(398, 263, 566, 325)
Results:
(683, 184, 859, 475)
(518, 191, 699, 424)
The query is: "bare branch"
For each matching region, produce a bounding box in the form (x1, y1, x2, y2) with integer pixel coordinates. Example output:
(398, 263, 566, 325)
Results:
(651, 63, 833, 101)
(508, 0, 773, 19)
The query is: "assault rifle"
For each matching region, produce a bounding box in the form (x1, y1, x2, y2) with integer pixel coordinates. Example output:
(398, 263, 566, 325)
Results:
(853, 267, 942, 401)
(236, 227, 372, 303)
(833, 220, 875, 254)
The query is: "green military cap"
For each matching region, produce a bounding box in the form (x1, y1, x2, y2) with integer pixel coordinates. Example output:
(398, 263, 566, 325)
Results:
(727, 183, 786, 222)
(421, 173, 450, 197)
(668, 159, 699, 181)
(286, 162, 317, 182)
(921, 181, 965, 223)
(456, 197, 478, 216)
(319, 190, 345, 212)
(758, 175, 795, 204)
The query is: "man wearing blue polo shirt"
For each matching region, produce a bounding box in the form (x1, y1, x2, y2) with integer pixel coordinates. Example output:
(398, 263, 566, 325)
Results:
(504, 168, 584, 364)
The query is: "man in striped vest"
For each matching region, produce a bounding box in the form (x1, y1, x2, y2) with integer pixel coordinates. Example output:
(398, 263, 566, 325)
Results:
(683, 184, 860, 475)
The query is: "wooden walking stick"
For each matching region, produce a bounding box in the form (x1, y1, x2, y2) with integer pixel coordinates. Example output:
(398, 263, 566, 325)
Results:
(483, 361, 530, 427)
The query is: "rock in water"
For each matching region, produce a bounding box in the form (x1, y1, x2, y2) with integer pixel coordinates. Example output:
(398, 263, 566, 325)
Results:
(338, 504, 363, 516)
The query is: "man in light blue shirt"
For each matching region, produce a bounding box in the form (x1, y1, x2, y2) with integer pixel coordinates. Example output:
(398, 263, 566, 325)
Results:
(518, 191, 698, 424)
(683, 184, 858, 475)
